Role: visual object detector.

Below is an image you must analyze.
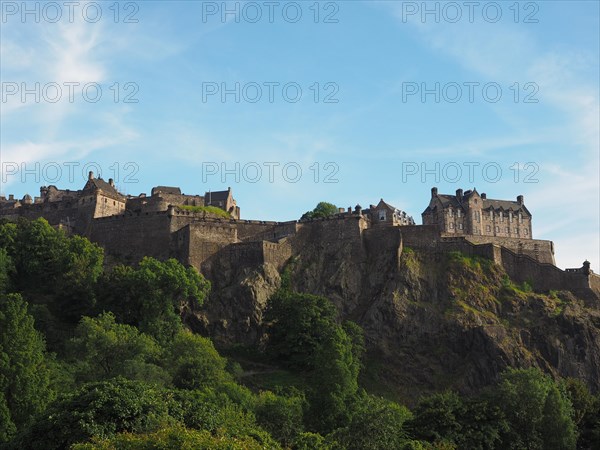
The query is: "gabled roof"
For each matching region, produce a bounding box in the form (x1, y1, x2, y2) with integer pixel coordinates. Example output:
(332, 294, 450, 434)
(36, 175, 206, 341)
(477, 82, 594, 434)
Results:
(83, 177, 124, 198)
(152, 186, 181, 195)
(424, 191, 531, 217)
(205, 189, 231, 203)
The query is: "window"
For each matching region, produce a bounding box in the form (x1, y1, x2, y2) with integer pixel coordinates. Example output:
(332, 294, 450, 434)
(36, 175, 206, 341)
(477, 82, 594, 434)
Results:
(500, 213, 504, 222)
(379, 211, 386, 221)
(495, 226, 499, 232)
(524, 228, 528, 235)
(448, 208, 453, 217)
(514, 227, 518, 234)
(486, 225, 491, 232)
(506, 227, 509, 233)
(457, 210, 461, 217)
(458, 223, 463, 230)
(449, 223, 454, 229)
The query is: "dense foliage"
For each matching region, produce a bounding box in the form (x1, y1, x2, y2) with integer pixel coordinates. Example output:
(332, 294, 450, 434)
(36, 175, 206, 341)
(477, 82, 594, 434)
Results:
(0, 218, 598, 449)
(300, 202, 338, 220)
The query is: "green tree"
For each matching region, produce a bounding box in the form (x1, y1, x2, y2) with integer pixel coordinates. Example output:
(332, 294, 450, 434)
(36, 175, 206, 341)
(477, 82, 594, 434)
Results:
(67, 312, 167, 384)
(307, 325, 360, 433)
(300, 202, 338, 220)
(71, 424, 275, 450)
(266, 291, 363, 434)
(11, 378, 175, 450)
(491, 367, 576, 450)
(408, 391, 463, 444)
(97, 257, 210, 342)
(541, 384, 577, 449)
(0, 218, 103, 323)
(0, 293, 53, 440)
(255, 391, 305, 446)
(332, 395, 412, 450)
(163, 329, 231, 390)
(265, 291, 338, 371)
(0, 249, 14, 295)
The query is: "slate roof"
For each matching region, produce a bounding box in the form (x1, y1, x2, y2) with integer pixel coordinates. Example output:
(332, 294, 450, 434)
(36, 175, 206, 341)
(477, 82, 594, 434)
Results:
(83, 177, 124, 198)
(424, 191, 530, 216)
(152, 186, 181, 195)
(205, 189, 231, 203)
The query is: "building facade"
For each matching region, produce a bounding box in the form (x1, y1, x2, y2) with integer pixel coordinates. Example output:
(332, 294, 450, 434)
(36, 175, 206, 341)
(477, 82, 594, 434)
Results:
(422, 187, 533, 239)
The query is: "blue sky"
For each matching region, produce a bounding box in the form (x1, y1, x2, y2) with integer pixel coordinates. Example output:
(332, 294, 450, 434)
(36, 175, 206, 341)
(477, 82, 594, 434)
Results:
(1, 0, 598, 269)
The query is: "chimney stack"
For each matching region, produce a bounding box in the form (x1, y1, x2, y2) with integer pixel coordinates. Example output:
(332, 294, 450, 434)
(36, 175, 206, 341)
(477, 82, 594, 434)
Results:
(481, 193, 487, 199)
(88, 171, 94, 180)
(109, 178, 114, 187)
(456, 189, 463, 201)
(431, 187, 438, 197)
(517, 195, 524, 205)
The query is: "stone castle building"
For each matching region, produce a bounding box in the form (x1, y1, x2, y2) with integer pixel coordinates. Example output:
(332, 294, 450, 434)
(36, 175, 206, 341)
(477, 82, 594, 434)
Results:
(423, 187, 532, 239)
(0, 180, 598, 302)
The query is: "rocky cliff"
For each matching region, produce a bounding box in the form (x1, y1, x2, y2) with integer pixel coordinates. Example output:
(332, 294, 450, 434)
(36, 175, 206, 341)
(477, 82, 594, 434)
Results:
(190, 229, 600, 403)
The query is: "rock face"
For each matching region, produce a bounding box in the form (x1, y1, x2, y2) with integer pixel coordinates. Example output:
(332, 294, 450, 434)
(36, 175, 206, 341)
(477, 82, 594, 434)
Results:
(189, 230, 600, 401)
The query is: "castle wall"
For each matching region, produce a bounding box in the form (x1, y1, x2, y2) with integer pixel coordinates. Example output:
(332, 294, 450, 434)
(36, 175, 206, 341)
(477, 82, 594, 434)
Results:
(238, 221, 298, 242)
(295, 215, 367, 246)
(88, 212, 173, 263)
(93, 194, 126, 218)
(184, 221, 238, 271)
(464, 235, 554, 264)
(363, 226, 403, 267)
(399, 225, 441, 250)
(262, 239, 292, 270)
(235, 221, 283, 241)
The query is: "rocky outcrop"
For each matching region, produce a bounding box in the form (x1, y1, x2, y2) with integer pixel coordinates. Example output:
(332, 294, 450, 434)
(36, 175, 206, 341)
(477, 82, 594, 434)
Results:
(189, 230, 600, 401)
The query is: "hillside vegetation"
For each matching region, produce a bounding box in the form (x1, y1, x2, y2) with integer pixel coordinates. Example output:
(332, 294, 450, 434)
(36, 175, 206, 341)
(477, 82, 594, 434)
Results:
(1, 218, 599, 449)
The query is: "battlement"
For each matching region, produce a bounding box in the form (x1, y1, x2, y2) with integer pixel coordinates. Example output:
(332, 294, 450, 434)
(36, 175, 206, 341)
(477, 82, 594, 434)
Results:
(2, 180, 596, 303)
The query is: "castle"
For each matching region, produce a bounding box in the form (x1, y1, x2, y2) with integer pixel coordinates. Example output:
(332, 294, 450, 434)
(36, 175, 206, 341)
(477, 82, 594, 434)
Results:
(1, 177, 598, 302)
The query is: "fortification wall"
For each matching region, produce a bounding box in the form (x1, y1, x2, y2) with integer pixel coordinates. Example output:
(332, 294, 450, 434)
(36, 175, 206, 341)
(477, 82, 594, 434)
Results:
(464, 235, 555, 264)
(363, 226, 403, 267)
(239, 221, 298, 242)
(437, 238, 502, 264)
(89, 212, 173, 263)
(263, 239, 292, 270)
(0, 202, 80, 226)
(295, 215, 366, 244)
(184, 221, 238, 271)
(498, 247, 598, 303)
(399, 225, 441, 250)
(589, 274, 600, 299)
(235, 220, 283, 240)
